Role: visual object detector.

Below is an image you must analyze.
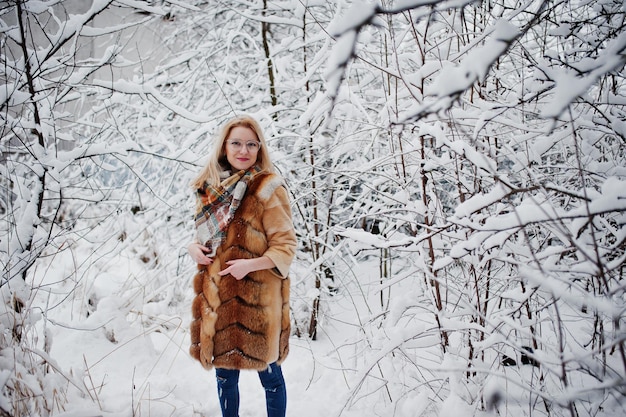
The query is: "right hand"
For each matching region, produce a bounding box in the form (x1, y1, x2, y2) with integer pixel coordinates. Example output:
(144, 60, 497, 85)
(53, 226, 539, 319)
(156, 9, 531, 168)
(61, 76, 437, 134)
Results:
(187, 242, 214, 265)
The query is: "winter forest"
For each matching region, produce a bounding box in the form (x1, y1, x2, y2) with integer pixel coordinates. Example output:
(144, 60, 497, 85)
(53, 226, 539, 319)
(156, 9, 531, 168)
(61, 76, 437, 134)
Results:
(1, 0, 625, 416)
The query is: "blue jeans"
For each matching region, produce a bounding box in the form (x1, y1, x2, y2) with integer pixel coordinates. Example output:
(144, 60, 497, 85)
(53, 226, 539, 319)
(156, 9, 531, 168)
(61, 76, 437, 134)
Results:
(215, 362, 286, 417)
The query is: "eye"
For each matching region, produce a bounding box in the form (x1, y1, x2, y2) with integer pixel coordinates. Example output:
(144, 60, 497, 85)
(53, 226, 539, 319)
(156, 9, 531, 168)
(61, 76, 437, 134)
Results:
(229, 140, 242, 147)
(247, 142, 260, 150)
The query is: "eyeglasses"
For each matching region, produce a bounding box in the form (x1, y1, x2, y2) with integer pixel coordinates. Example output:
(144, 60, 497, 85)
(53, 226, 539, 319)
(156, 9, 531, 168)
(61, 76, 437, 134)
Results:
(226, 140, 261, 152)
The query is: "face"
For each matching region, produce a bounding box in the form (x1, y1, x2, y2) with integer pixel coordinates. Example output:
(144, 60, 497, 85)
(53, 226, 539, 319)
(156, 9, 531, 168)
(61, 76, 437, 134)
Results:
(224, 126, 260, 171)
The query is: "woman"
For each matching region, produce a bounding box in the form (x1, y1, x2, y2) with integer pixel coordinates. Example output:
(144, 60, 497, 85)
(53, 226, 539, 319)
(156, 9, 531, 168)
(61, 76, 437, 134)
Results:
(187, 115, 297, 417)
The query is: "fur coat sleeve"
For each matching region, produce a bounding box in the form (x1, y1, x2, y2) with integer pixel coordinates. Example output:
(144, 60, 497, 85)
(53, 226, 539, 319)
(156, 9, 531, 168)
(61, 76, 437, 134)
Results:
(262, 185, 296, 278)
(189, 173, 296, 371)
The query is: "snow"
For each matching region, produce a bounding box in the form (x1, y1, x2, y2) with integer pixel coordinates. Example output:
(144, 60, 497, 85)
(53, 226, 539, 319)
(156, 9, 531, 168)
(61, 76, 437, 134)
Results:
(3, 0, 626, 416)
(90, 79, 215, 124)
(540, 69, 595, 119)
(34, 237, 413, 417)
(325, 29, 359, 96)
(327, 1, 377, 37)
(430, 19, 519, 98)
(542, 30, 626, 118)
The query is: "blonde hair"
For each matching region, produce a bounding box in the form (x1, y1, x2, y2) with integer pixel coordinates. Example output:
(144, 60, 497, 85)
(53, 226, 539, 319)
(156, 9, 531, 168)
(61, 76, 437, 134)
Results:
(191, 115, 275, 189)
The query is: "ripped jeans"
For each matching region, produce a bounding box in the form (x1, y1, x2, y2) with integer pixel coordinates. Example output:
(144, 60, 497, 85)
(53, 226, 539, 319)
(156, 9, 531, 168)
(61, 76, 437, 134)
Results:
(215, 362, 286, 417)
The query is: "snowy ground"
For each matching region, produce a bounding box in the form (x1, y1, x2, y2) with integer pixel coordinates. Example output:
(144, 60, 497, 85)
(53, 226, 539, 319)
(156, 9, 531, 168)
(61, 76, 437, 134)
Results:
(30, 239, 528, 417)
(36, 223, 382, 417)
(45, 287, 382, 417)
(50, 318, 356, 416)
(32, 213, 622, 417)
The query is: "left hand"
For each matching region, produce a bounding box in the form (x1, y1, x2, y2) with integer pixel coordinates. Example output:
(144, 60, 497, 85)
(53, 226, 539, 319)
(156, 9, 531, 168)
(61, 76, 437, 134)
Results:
(218, 259, 253, 280)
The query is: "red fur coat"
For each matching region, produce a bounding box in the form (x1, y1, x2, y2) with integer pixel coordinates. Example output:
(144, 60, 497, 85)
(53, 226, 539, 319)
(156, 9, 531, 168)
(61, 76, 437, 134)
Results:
(190, 172, 297, 370)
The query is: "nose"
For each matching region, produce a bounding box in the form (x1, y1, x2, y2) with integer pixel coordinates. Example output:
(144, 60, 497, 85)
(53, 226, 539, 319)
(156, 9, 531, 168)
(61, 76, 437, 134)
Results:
(239, 145, 250, 155)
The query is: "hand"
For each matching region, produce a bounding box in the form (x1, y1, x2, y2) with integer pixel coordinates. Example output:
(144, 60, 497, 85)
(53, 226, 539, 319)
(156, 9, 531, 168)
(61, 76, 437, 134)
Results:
(218, 259, 253, 280)
(187, 242, 213, 265)
(218, 256, 275, 280)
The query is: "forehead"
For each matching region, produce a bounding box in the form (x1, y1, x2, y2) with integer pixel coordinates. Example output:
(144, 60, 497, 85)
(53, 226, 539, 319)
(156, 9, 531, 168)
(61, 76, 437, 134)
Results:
(228, 126, 258, 141)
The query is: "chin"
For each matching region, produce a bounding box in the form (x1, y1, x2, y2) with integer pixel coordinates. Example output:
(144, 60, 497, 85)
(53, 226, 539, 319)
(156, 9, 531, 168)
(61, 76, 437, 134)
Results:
(231, 161, 254, 170)
(233, 164, 251, 171)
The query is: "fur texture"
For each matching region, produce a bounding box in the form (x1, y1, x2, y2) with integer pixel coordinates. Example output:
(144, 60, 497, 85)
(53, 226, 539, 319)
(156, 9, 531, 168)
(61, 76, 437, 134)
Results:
(190, 172, 296, 371)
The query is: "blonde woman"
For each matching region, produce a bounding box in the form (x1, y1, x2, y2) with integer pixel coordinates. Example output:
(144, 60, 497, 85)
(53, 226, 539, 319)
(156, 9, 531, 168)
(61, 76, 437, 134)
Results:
(188, 116, 296, 417)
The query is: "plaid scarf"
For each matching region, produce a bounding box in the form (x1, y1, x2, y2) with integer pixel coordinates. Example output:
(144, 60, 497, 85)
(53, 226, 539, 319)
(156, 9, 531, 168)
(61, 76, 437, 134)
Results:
(194, 166, 262, 256)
